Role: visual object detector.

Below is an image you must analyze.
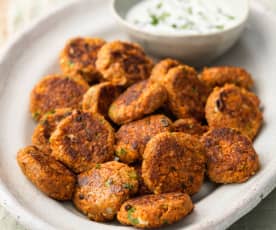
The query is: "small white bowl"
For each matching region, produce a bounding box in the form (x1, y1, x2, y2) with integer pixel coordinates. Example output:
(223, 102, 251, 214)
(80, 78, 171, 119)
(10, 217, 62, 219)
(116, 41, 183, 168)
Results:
(111, 0, 249, 66)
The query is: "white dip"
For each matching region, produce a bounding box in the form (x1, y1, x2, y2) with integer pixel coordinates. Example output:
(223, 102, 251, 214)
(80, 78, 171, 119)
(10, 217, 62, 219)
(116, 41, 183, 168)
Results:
(126, 0, 239, 35)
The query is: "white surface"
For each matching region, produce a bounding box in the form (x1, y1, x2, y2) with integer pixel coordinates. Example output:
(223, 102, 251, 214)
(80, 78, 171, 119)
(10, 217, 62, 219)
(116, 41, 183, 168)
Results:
(113, 0, 248, 66)
(0, 0, 276, 230)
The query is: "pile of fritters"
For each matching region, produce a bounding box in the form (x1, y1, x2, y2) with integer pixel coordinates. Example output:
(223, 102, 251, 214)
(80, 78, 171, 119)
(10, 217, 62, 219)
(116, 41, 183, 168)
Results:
(17, 37, 263, 229)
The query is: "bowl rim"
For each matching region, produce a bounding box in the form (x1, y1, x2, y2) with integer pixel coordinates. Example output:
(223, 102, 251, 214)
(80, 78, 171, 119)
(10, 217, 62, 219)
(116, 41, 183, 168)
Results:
(111, 0, 250, 38)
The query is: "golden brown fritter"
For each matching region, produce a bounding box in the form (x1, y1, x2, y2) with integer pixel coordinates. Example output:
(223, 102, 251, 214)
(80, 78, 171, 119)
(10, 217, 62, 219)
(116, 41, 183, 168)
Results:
(201, 127, 260, 183)
(32, 108, 73, 155)
(115, 114, 172, 163)
(170, 118, 208, 137)
(17, 146, 76, 200)
(132, 164, 152, 196)
(73, 161, 138, 222)
(199, 66, 254, 91)
(96, 41, 153, 86)
(82, 82, 122, 119)
(150, 58, 182, 83)
(109, 80, 167, 124)
(30, 74, 89, 121)
(117, 193, 193, 228)
(60, 37, 106, 84)
(205, 84, 263, 140)
(142, 132, 206, 195)
(162, 65, 209, 121)
(50, 110, 114, 173)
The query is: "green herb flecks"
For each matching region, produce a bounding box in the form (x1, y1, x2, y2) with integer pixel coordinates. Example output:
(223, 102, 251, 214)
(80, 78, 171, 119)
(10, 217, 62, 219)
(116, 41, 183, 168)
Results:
(159, 12, 171, 21)
(127, 207, 139, 225)
(215, 25, 225, 30)
(150, 14, 159, 25)
(123, 183, 134, 190)
(156, 2, 163, 9)
(105, 178, 113, 187)
(187, 7, 193, 15)
(95, 163, 101, 169)
(163, 219, 169, 225)
(115, 148, 127, 156)
(68, 60, 75, 68)
(32, 111, 40, 120)
(128, 171, 138, 179)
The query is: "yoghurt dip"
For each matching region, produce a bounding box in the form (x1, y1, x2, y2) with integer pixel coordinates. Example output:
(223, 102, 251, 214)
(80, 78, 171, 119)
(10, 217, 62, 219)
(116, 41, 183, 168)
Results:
(126, 0, 239, 35)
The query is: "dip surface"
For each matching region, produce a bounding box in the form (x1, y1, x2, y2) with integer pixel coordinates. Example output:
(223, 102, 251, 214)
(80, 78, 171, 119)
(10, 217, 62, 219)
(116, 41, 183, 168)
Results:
(126, 0, 239, 35)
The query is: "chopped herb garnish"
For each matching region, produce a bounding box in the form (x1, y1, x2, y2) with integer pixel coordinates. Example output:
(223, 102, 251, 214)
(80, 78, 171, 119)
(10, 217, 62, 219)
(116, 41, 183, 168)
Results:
(123, 183, 134, 190)
(128, 171, 137, 179)
(172, 24, 177, 29)
(116, 148, 127, 156)
(32, 111, 40, 120)
(159, 12, 171, 21)
(68, 60, 75, 68)
(105, 178, 113, 187)
(156, 2, 163, 9)
(187, 7, 193, 15)
(163, 219, 169, 225)
(215, 25, 225, 30)
(95, 163, 101, 169)
(150, 15, 159, 25)
(226, 15, 235, 20)
(127, 207, 139, 225)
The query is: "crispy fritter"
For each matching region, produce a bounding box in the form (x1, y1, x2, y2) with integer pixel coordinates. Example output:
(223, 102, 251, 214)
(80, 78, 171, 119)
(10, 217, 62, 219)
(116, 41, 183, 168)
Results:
(60, 37, 106, 84)
(162, 65, 208, 121)
(205, 84, 263, 140)
(96, 41, 153, 86)
(115, 114, 172, 163)
(82, 82, 121, 119)
(170, 118, 208, 137)
(150, 58, 182, 83)
(142, 132, 206, 195)
(30, 74, 89, 121)
(201, 127, 260, 183)
(199, 66, 254, 91)
(109, 80, 167, 124)
(17, 146, 76, 200)
(73, 161, 138, 222)
(50, 110, 114, 173)
(32, 108, 73, 155)
(117, 193, 193, 228)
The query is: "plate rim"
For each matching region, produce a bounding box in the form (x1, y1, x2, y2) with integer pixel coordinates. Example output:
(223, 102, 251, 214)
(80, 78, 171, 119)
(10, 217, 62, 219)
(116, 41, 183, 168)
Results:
(0, 1, 275, 230)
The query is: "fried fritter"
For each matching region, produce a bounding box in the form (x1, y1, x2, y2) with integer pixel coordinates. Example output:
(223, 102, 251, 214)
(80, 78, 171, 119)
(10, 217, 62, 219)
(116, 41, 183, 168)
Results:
(150, 58, 182, 83)
(73, 161, 138, 222)
(115, 114, 172, 163)
(30, 74, 89, 121)
(82, 82, 121, 119)
(60, 37, 106, 84)
(50, 110, 114, 173)
(109, 80, 167, 124)
(142, 132, 206, 195)
(96, 41, 153, 86)
(117, 193, 193, 228)
(17, 146, 76, 200)
(205, 84, 263, 140)
(162, 65, 208, 121)
(170, 118, 208, 137)
(32, 108, 73, 155)
(201, 127, 260, 183)
(199, 66, 254, 91)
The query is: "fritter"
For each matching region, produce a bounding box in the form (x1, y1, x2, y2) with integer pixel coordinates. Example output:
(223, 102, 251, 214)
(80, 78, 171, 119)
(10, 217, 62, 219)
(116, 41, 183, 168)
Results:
(115, 114, 172, 163)
(82, 82, 121, 119)
(117, 193, 193, 228)
(32, 108, 73, 155)
(170, 118, 208, 137)
(142, 132, 206, 195)
(30, 74, 89, 121)
(162, 65, 208, 121)
(150, 58, 182, 83)
(60, 37, 106, 84)
(199, 66, 254, 91)
(17, 146, 76, 200)
(109, 80, 167, 124)
(205, 84, 263, 140)
(73, 161, 138, 222)
(50, 110, 114, 173)
(96, 41, 153, 86)
(201, 127, 260, 183)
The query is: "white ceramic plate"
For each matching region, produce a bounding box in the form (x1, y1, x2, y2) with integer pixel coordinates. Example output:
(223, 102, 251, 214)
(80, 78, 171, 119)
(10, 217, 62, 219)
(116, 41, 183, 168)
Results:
(0, 1, 276, 230)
